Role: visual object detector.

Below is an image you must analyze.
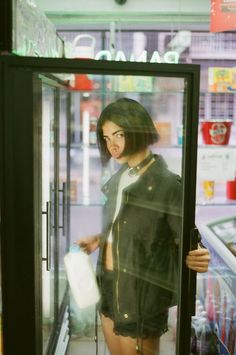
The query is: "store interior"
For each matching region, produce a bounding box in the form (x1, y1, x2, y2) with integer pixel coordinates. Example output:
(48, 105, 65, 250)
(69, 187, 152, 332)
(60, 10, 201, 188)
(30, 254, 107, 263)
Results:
(0, 0, 236, 354)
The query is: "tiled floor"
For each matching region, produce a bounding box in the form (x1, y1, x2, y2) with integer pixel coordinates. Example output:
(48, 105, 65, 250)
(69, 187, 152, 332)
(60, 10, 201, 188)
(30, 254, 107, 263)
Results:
(66, 326, 176, 355)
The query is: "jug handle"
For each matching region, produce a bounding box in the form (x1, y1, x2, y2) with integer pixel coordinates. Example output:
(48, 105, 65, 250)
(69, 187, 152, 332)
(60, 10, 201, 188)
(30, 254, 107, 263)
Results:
(72, 34, 96, 49)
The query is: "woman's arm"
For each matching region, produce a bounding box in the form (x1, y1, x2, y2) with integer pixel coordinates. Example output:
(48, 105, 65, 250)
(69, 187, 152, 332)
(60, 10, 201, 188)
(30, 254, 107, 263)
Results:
(76, 234, 101, 254)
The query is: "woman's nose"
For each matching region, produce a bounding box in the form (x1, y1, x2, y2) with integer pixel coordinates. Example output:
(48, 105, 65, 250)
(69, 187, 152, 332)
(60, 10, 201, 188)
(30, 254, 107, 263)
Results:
(107, 137, 116, 146)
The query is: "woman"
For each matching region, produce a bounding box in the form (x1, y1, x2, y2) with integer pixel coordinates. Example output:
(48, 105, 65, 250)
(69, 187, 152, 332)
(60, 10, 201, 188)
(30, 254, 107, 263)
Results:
(78, 98, 210, 355)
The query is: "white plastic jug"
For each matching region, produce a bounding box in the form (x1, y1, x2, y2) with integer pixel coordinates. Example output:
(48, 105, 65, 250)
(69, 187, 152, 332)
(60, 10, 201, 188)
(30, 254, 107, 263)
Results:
(72, 34, 96, 59)
(64, 244, 100, 308)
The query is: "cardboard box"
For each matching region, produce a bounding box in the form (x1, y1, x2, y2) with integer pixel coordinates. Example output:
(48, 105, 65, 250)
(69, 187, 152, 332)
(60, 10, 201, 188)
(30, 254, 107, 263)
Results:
(208, 67, 236, 92)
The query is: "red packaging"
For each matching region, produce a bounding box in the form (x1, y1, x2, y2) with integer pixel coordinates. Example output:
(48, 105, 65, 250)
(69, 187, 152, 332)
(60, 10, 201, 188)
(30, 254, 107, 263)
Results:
(201, 120, 232, 145)
(226, 180, 236, 200)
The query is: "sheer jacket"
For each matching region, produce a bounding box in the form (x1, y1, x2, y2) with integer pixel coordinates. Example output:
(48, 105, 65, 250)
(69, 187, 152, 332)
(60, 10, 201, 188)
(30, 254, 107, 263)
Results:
(97, 155, 182, 323)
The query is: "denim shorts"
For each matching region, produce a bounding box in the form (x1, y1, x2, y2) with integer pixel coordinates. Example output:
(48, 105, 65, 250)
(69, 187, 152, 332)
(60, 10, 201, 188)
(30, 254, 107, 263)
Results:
(99, 270, 169, 339)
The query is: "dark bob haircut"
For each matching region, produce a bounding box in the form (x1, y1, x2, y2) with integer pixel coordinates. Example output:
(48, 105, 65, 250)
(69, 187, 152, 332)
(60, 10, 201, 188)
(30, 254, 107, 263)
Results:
(97, 98, 159, 165)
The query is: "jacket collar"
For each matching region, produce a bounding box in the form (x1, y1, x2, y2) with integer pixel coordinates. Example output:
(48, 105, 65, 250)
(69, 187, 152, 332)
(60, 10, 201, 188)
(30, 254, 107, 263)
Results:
(101, 154, 168, 196)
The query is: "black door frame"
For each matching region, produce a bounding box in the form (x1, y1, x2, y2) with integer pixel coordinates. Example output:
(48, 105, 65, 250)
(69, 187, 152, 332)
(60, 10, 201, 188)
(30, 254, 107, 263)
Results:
(0, 56, 200, 355)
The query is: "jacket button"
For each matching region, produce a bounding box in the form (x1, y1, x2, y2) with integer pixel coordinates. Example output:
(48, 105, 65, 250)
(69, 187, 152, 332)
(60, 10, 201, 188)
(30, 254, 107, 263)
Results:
(124, 314, 129, 319)
(123, 268, 127, 272)
(148, 186, 153, 191)
(123, 220, 127, 224)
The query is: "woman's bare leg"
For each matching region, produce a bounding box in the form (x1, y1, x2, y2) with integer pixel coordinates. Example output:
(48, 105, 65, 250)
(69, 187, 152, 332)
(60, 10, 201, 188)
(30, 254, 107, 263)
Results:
(101, 314, 121, 355)
(101, 312, 160, 355)
(119, 335, 160, 355)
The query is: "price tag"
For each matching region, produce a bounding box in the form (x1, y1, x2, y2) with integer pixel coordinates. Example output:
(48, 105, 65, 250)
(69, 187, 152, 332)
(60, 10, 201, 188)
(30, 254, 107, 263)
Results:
(197, 148, 235, 180)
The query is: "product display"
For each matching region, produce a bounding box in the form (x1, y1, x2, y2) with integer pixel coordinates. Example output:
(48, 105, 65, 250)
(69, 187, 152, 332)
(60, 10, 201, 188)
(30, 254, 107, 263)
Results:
(202, 180, 215, 201)
(196, 217, 236, 355)
(155, 121, 172, 146)
(201, 120, 233, 145)
(226, 180, 236, 200)
(208, 67, 236, 93)
(177, 124, 183, 145)
(2, 4, 236, 352)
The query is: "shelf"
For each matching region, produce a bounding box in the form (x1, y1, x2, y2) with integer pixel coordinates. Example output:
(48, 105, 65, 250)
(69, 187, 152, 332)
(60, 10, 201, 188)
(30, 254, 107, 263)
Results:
(72, 89, 236, 95)
(197, 202, 236, 206)
(200, 91, 236, 95)
(154, 144, 236, 149)
(70, 143, 236, 151)
(198, 144, 236, 149)
(71, 201, 236, 207)
(73, 89, 186, 95)
(69, 143, 236, 150)
(197, 196, 236, 206)
(70, 203, 102, 207)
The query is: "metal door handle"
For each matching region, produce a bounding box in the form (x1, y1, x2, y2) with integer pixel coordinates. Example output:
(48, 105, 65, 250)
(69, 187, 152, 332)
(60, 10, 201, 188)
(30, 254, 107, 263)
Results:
(58, 182, 66, 236)
(189, 227, 199, 316)
(42, 201, 51, 271)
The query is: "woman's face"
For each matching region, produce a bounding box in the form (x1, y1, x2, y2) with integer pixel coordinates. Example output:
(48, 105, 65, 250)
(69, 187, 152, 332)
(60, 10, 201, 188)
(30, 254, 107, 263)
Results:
(102, 120, 128, 164)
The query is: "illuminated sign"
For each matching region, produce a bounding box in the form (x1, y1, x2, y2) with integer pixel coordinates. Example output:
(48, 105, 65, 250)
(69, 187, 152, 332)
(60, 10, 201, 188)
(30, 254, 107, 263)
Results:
(94, 50, 179, 64)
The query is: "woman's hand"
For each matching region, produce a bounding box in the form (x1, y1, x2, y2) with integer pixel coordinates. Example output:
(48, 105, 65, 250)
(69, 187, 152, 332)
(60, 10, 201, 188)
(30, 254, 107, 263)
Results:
(186, 247, 210, 273)
(76, 234, 101, 254)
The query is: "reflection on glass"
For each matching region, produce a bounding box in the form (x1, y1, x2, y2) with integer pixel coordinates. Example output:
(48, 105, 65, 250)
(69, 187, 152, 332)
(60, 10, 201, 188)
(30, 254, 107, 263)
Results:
(41, 86, 56, 354)
(70, 75, 184, 205)
(210, 218, 236, 256)
(69, 74, 186, 354)
(58, 89, 69, 308)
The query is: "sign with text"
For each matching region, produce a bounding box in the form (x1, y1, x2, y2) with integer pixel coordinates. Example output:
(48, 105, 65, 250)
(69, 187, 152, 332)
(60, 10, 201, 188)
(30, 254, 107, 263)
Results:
(198, 148, 236, 180)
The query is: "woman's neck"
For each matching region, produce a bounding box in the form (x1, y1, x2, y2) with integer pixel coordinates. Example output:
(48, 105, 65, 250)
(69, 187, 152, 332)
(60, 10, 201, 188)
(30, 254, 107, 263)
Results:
(127, 150, 154, 176)
(127, 149, 150, 168)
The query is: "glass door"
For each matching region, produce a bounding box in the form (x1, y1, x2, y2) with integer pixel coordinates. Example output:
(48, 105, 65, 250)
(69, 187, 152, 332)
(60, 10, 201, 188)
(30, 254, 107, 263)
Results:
(0, 56, 200, 355)
(58, 89, 70, 309)
(40, 78, 71, 354)
(41, 84, 57, 354)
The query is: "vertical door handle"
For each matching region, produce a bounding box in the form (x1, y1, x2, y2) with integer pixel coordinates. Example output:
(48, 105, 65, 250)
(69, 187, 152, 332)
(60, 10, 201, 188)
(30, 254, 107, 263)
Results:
(42, 201, 51, 271)
(59, 182, 66, 236)
(189, 227, 199, 316)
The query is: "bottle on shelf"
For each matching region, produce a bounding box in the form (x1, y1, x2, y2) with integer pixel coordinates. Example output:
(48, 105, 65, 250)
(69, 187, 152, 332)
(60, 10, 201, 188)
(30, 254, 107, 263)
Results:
(89, 116, 97, 145)
(197, 311, 218, 355)
(227, 305, 236, 355)
(221, 294, 228, 345)
(202, 180, 215, 202)
(226, 176, 236, 200)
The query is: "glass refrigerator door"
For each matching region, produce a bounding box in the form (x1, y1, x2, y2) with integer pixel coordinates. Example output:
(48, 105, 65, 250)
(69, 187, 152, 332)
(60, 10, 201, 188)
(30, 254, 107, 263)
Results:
(69, 74, 197, 355)
(41, 85, 57, 353)
(0, 56, 200, 355)
(58, 89, 70, 308)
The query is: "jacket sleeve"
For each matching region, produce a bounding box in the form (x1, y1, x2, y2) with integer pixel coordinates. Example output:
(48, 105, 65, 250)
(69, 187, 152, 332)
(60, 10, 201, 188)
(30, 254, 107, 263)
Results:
(166, 175, 183, 246)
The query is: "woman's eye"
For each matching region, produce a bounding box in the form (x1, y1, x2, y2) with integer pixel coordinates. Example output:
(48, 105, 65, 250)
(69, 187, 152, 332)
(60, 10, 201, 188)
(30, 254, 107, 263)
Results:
(115, 133, 124, 139)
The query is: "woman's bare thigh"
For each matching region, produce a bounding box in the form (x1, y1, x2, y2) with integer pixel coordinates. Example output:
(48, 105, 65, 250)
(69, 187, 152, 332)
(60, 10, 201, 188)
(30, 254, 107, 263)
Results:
(119, 335, 160, 355)
(101, 314, 160, 355)
(101, 314, 120, 355)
